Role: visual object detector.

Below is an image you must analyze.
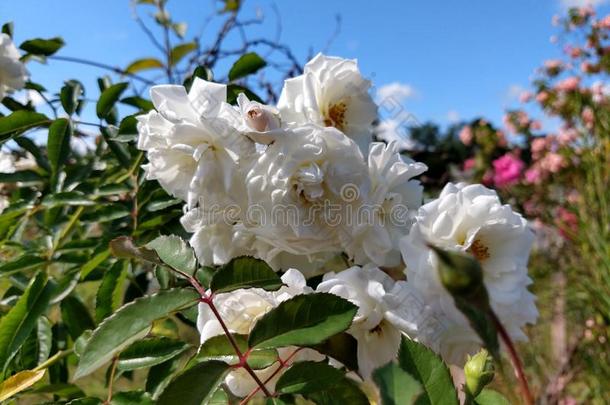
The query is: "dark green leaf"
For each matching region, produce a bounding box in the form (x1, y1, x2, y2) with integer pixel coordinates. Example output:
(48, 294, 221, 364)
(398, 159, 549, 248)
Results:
(109, 236, 162, 265)
(118, 337, 189, 371)
(146, 235, 196, 276)
(195, 334, 278, 370)
(0, 170, 43, 185)
(0, 273, 55, 378)
(226, 84, 262, 105)
(41, 192, 93, 208)
(79, 250, 110, 280)
(474, 388, 510, 405)
(74, 288, 198, 379)
(157, 360, 230, 405)
(81, 204, 131, 223)
(210, 256, 282, 293)
(32, 382, 85, 399)
(398, 337, 458, 405)
(95, 261, 128, 322)
(120, 96, 153, 111)
(60, 80, 83, 115)
(183, 66, 213, 92)
(146, 358, 178, 399)
(0, 110, 49, 142)
(248, 293, 357, 349)
(47, 118, 72, 187)
(14, 136, 50, 172)
(111, 390, 154, 405)
(96, 83, 129, 120)
(0, 255, 46, 276)
(1, 22, 13, 38)
(125, 58, 164, 74)
(310, 332, 359, 372)
(373, 362, 422, 405)
(276, 361, 344, 395)
(228, 52, 266, 81)
(36, 317, 52, 365)
(304, 378, 369, 405)
(19, 37, 64, 56)
(61, 296, 95, 340)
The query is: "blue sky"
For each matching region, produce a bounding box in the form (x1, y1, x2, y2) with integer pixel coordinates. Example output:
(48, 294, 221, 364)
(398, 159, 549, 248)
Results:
(2, 0, 609, 131)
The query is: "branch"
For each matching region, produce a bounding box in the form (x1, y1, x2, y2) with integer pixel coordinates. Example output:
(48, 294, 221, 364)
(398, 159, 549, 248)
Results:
(49, 55, 155, 85)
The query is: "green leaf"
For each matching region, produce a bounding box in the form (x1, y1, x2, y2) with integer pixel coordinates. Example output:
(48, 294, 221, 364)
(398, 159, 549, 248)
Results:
(95, 261, 128, 322)
(146, 358, 178, 399)
(0, 110, 49, 141)
(194, 334, 278, 370)
(96, 83, 129, 120)
(111, 391, 154, 405)
(81, 204, 131, 223)
(226, 84, 263, 105)
(120, 96, 153, 111)
(210, 256, 282, 293)
(125, 58, 164, 74)
(228, 52, 266, 81)
(310, 332, 359, 372)
(60, 80, 83, 115)
(0, 170, 43, 185)
(41, 192, 93, 208)
(157, 360, 230, 405)
(1, 22, 13, 38)
(19, 37, 64, 56)
(47, 118, 72, 186)
(276, 361, 344, 395)
(80, 250, 110, 280)
(32, 382, 85, 400)
(183, 66, 213, 92)
(109, 236, 162, 265)
(0, 369, 46, 402)
(169, 42, 197, 66)
(398, 337, 458, 405)
(14, 136, 51, 172)
(0, 273, 55, 379)
(146, 235, 196, 276)
(60, 296, 95, 340)
(0, 255, 45, 277)
(36, 317, 52, 365)
(248, 293, 357, 349)
(474, 388, 510, 405)
(304, 378, 369, 405)
(117, 337, 189, 371)
(172, 22, 188, 38)
(373, 362, 422, 405)
(74, 288, 198, 379)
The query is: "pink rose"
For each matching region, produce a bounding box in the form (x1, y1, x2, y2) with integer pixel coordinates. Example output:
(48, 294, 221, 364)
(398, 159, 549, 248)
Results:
(541, 152, 565, 173)
(531, 137, 547, 158)
(492, 153, 525, 187)
(555, 76, 580, 92)
(525, 166, 542, 184)
(597, 15, 610, 29)
(463, 158, 476, 171)
(459, 126, 473, 145)
(536, 91, 550, 103)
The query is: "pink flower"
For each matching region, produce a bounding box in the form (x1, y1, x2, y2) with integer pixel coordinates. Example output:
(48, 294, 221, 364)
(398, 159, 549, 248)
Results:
(598, 15, 610, 29)
(496, 130, 507, 147)
(463, 158, 476, 171)
(558, 127, 578, 145)
(556, 207, 578, 240)
(531, 137, 547, 157)
(579, 6, 595, 18)
(492, 153, 525, 187)
(459, 126, 473, 145)
(519, 91, 532, 103)
(555, 76, 580, 92)
(541, 152, 565, 173)
(566, 46, 583, 58)
(581, 106, 594, 128)
(544, 59, 562, 70)
(581, 61, 596, 73)
(530, 120, 542, 131)
(536, 91, 550, 103)
(525, 166, 542, 184)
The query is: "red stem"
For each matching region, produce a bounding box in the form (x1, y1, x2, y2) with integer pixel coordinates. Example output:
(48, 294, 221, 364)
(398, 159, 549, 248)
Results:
(491, 312, 534, 405)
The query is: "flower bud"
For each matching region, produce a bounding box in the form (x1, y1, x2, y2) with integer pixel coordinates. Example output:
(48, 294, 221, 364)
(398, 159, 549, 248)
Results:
(464, 349, 495, 398)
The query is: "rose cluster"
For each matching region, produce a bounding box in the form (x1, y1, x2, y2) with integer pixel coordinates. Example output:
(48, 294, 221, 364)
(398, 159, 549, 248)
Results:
(137, 54, 537, 393)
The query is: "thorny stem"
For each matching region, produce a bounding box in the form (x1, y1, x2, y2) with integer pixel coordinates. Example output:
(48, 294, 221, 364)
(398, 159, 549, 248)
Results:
(239, 347, 303, 404)
(491, 312, 534, 405)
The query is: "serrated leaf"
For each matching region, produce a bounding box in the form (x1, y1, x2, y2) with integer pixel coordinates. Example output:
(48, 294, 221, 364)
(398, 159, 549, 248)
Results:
(157, 360, 230, 405)
(169, 42, 197, 66)
(194, 334, 278, 370)
(125, 58, 164, 74)
(0, 255, 46, 276)
(19, 37, 64, 56)
(0, 273, 55, 378)
(228, 52, 266, 81)
(0, 110, 49, 141)
(248, 293, 357, 349)
(74, 288, 198, 379)
(47, 118, 72, 187)
(276, 361, 344, 395)
(304, 378, 369, 405)
(96, 82, 129, 120)
(146, 235, 196, 275)
(0, 369, 45, 402)
(118, 337, 189, 371)
(60, 80, 83, 115)
(373, 362, 422, 405)
(210, 256, 282, 293)
(398, 337, 458, 405)
(474, 388, 510, 405)
(95, 261, 128, 322)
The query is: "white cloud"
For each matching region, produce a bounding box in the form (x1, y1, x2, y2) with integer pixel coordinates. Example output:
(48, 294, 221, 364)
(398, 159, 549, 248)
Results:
(375, 117, 418, 151)
(447, 110, 460, 123)
(560, 0, 609, 8)
(376, 82, 416, 104)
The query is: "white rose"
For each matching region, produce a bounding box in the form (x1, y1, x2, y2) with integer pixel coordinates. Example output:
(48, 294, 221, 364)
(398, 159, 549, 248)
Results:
(340, 141, 427, 267)
(137, 78, 255, 209)
(197, 269, 322, 397)
(244, 124, 370, 258)
(0, 34, 27, 101)
(400, 183, 538, 365)
(316, 265, 418, 379)
(278, 53, 377, 153)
